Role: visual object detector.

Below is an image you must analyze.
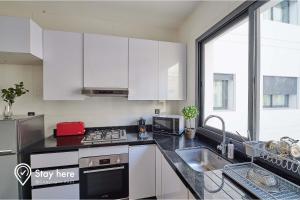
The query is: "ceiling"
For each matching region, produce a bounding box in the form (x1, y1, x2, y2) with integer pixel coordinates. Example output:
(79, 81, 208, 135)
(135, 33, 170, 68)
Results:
(0, 1, 201, 30)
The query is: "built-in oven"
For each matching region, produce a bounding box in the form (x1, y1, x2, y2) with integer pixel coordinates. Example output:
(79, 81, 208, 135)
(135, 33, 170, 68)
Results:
(79, 153, 129, 199)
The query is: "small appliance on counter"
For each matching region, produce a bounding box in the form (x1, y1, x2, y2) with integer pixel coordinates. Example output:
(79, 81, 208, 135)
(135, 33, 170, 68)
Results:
(138, 118, 148, 139)
(152, 115, 184, 135)
(56, 121, 85, 137)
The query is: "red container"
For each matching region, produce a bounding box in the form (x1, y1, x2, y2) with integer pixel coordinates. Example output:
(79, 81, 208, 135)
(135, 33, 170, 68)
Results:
(56, 122, 85, 137)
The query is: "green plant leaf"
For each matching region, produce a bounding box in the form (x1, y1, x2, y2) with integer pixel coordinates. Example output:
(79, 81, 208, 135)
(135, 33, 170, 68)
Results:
(0, 82, 29, 105)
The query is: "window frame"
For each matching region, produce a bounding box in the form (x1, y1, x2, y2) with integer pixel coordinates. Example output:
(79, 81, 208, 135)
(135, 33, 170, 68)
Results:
(196, 0, 268, 141)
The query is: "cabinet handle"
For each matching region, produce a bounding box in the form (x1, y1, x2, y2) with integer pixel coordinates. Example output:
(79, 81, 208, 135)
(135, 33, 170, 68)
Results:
(0, 150, 15, 156)
(83, 166, 124, 174)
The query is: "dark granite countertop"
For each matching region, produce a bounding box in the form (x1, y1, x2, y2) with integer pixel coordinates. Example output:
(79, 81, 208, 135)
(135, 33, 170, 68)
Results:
(153, 133, 253, 200)
(27, 132, 155, 153)
(27, 132, 254, 199)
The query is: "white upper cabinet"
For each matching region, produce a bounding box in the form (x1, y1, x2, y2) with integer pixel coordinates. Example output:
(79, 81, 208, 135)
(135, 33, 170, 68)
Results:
(128, 38, 186, 101)
(159, 41, 186, 100)
(128, 38, 159, 100)
(43, 30, 84, 100)
(0, 16, 43, 65)
(84, 33, 129, 88)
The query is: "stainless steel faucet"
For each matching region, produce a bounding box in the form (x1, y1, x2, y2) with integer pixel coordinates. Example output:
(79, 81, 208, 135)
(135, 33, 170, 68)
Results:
(203, 115, 227, 156)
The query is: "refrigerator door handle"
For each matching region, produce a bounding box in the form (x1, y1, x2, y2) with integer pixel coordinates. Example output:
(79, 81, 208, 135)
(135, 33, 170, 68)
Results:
(0, 149, 15, 156)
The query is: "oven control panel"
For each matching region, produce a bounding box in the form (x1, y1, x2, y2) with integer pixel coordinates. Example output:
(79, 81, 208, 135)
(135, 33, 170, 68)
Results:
(79, 153, 128, 168)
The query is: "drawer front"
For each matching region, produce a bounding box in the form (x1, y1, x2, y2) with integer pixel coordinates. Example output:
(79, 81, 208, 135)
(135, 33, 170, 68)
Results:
(79, 145, 128, 158)
(31, 167, 79, 186)
(31, 151, 78, 169)
(32, 183, 79, 199)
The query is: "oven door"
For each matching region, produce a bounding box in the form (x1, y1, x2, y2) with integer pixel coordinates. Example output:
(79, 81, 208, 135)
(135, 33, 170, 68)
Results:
(153, 117, 179, 134)
(80, 163, 129, 199)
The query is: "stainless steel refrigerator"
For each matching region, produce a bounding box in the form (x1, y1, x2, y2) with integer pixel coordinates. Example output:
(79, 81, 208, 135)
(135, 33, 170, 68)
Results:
(0, 115, 44, 199)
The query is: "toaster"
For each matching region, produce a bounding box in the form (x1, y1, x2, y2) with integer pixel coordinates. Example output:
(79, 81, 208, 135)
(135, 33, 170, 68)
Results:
(56, 121, 85, 136)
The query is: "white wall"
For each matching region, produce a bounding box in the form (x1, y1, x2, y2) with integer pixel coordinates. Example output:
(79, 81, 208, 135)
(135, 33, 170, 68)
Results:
(174, 0, 244, 127)
(0, 6, 177, 136)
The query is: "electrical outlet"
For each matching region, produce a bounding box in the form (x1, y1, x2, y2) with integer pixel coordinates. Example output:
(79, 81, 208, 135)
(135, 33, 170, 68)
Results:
(155, 109, 160, 115)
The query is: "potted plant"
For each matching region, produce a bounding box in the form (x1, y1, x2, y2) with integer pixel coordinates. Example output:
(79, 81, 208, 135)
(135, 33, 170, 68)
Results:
(182, 105, 199, 139)
(1, 82, 29, 119)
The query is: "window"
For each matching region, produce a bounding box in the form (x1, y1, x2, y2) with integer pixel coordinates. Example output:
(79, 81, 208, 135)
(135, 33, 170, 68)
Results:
(263, 0, 298, 25)
(198, 0, 300, 143)
(259, 1, 300, 141)
(263, 94, 289, 107)
(263, 76, 297, 108)
(271, 0, 290, 23)
(213, 73, 234, 110)
(203, 18, 248, 136)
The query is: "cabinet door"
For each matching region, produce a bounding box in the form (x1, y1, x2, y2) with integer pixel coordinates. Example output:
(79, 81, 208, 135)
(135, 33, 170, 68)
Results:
(188, 191, 197, 200)
(30, 151, 79, 169)
(31, 183, 79, 199)
(29, 20, 43, 59)
(0, 16, 29, 54)
(128, 38, 159, 100)
(161, 155, 188, 199)
(43, 30, 84, 100)
(84, 33, 128, 88)
(156, 146, 162, 199)
(129, 145, 156, 199)
(0, 16, 43, 64)
(159, 41, 186, 100)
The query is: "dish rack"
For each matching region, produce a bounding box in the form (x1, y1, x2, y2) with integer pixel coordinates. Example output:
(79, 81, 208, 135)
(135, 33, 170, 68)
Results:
(223, 162, 300, 200)
(244, 141, 300, 175)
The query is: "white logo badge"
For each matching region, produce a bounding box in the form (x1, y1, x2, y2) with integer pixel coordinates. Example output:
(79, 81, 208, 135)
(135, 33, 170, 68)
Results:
(14, 163, 31, 186)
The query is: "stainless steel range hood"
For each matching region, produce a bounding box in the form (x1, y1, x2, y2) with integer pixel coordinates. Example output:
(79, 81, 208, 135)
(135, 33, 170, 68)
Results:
(81, 88, 128, 97)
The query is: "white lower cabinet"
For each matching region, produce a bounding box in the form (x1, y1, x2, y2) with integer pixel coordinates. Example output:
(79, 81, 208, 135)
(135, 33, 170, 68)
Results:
(156, 145, 191, 200)
(161, 157, 189, 199)
(129, 145, 156, 199)
(188, 191, 197, 200)
(30, 151, 79, 199)
(156, 146, 163, 199)
(31, 183, 79, 199)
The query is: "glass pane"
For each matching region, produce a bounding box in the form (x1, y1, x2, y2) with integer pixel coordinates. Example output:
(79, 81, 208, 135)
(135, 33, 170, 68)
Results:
(263, 95, 271, 107)
(203, 17, 249, 136)
(272, 95, 286, 107)
(86, 168, 123, 196)
(259, 0, 300, 141)
(214, 80, 224, 108)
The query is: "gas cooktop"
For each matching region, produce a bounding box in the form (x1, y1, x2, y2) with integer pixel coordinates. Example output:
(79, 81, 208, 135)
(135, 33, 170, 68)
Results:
(81, 129, 127, 144)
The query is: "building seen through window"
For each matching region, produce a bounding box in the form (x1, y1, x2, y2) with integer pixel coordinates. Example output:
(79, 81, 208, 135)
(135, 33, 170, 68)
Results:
(263, 76, 297, 108)
(263, 0, 299, 25)
(213, 73, 234, 110)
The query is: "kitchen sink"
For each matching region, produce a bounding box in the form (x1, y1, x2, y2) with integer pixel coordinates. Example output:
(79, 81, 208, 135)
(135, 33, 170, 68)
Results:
(175, 147, 231, 172)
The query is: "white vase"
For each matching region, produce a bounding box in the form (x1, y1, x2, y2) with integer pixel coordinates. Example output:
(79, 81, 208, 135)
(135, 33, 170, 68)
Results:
(185, 128, 195, 139)
(3, 104, 13, 119)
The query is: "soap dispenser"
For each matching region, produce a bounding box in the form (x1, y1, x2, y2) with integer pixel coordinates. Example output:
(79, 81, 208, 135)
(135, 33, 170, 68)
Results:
(227, 140, 234, 159)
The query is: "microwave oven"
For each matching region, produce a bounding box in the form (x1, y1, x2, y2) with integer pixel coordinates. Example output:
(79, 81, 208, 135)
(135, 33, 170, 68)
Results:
(152, 115, 184, 135)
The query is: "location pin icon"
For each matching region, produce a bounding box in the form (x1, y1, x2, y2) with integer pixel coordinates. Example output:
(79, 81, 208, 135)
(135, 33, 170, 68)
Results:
(14, 163, 32, 186)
